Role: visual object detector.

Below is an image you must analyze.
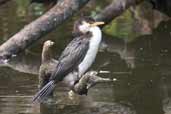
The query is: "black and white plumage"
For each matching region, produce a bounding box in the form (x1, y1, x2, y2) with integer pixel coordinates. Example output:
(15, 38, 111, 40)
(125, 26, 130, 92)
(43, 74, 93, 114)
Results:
(32, 17, 104, 103)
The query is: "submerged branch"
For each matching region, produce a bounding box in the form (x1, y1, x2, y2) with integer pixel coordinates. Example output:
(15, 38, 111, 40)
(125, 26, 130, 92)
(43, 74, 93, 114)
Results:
(73, 71, 114, 95)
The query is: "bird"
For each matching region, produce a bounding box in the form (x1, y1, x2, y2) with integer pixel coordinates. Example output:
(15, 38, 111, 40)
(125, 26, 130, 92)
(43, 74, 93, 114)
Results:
(32, 17, 104, 103)
(39, 40, 58, 93)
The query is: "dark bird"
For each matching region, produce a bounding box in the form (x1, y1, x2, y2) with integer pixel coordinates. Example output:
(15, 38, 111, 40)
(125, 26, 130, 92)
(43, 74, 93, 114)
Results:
(32, 17, 104, 103)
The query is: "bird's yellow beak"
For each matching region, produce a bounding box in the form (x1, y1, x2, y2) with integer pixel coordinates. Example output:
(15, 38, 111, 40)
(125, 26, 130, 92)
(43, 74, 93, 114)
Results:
(90, 22, 105, 27)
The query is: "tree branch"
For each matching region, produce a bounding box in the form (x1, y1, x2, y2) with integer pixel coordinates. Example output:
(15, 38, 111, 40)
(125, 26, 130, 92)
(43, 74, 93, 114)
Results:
(0, 0, 90, 60)
(0, 0, 144, 61)
(73, 71, 114, 95)
(94, 0, 143, 24)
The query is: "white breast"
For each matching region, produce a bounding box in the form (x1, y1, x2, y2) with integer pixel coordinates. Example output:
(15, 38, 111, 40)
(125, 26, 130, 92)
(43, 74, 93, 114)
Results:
(78, 26, 102, 77)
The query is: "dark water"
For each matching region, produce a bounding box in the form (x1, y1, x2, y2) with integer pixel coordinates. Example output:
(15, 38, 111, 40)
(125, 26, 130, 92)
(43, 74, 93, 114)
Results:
(0, 0, 171, 114)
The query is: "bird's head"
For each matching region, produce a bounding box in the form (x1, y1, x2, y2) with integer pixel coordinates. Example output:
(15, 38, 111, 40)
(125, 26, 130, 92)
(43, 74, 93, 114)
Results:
(43, 40, 54, 49)
(72, 17, 104, 36)
(42, 40, 54, 62)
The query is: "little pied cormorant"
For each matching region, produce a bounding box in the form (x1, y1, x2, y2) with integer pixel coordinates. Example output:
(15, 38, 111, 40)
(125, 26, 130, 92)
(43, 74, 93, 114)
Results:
(32, 17, 104, 103)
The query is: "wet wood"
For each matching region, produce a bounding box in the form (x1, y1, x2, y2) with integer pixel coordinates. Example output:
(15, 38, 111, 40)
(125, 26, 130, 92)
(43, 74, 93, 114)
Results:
(73, 71, 114, 95)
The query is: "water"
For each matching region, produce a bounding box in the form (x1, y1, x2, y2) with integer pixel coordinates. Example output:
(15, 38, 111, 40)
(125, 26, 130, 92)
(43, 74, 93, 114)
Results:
(0, 0, 171, 114)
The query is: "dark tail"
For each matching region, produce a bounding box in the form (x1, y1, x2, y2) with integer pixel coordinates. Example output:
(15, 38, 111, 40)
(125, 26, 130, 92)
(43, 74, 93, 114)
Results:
(32, 80, 55, 103)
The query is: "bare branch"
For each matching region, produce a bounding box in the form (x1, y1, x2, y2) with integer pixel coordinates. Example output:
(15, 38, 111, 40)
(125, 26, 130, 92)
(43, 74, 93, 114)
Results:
(95, 0, 144, 24)
(73, 71, 114, 95)
(0, 0, 90, 60)
(0, 0, 144, 61)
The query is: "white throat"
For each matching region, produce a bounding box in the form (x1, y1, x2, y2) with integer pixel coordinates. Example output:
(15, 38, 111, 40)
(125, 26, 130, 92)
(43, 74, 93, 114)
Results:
(78, 26, 102, 77)
(90, 26, 102, 41)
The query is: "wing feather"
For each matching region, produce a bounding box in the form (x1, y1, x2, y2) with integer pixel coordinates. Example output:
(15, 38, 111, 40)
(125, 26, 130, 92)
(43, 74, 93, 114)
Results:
(50, 36, 89, 81)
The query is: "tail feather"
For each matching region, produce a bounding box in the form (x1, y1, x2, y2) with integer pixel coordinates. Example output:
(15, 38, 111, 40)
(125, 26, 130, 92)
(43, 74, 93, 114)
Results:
(32, 80, 55, 103)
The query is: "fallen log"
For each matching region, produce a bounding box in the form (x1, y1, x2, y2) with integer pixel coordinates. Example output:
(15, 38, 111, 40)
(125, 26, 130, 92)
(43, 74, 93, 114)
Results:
(0, 0, 90, 61)
(0, 0, 144, 61)
(95, 0, 143, 24)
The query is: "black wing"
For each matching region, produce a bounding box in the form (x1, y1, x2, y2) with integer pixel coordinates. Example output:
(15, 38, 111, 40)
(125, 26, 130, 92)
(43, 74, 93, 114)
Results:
(50, 36, 89, 81)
